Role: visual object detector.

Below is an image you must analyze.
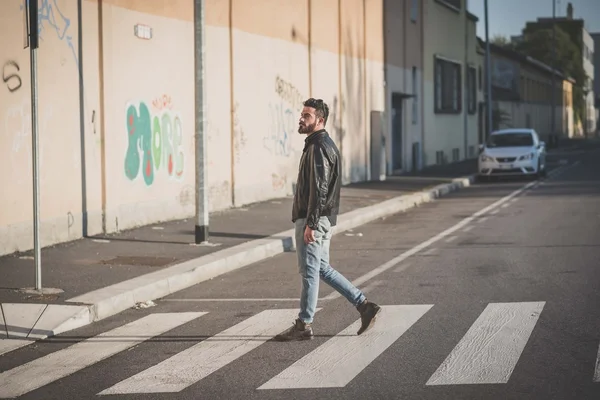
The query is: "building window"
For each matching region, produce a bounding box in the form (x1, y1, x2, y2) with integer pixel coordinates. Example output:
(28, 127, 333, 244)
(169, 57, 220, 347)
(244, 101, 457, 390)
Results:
(434, 56, 462, 114)
(412, 66, 418, 124)
(410, 0, 418, 22)
(467, 66, 476, 114)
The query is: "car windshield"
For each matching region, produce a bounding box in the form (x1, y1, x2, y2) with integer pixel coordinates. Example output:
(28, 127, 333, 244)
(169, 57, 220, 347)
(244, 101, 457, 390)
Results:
(487, 132, 534, 148)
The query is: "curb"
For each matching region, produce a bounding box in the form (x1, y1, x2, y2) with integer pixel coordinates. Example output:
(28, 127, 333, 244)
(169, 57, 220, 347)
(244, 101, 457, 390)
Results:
(1, 174, 476, 347)
(67, 174, 476, 323)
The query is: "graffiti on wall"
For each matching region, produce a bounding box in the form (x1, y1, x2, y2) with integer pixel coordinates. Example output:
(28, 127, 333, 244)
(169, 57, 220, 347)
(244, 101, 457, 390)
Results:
(2, 61, 22, 92)
(263, 76, 303, 158)
(264, 102, 295, 158)
(275, 75, 303, 111)
(271, 172, 287, 191)
(21, 0, 78, 65)
(4, 100, 53, 185)
(124, 97, 184, 186)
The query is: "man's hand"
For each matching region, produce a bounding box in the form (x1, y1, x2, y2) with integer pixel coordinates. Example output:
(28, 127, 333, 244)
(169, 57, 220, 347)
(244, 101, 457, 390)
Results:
(304, 225, 316, 244)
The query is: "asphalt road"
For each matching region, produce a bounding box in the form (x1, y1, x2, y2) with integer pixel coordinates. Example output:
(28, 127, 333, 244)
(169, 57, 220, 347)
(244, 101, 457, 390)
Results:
(2, 147, 600, 400)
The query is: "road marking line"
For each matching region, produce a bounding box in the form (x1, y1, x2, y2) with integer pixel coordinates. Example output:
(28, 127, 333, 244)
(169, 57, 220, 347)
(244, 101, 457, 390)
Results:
(258, 305, 432, 389)
(445, 236, 457, 243)
(491, 209, 500, 215)
(0, 312, 206, 399)
(463, 226, 474, 232)
(594, 343, 600, 382)
(478, 217, 488, 224)
(98, 309, 312, 394)
(426, 302, 544, 385)
(501, 203, 510, 208)
(323, 164, 570, 301)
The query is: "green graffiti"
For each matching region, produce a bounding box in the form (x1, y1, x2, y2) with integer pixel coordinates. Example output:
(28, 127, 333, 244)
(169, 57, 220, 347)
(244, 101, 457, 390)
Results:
(125, 103, 153, 185)
(124, 102, 184, 185)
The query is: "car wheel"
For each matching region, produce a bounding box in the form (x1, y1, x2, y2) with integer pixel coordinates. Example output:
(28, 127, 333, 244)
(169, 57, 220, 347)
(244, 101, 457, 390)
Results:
(541, 163, 547, 177)
(535, 161, 544, 179)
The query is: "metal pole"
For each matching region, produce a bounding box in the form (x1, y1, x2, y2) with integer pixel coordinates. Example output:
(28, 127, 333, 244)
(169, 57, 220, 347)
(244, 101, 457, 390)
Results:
(551, 0, 556, 146)
(484, 0, 492, 139)
(194, 0, 209, 244)
(29, 0, 42, 290)
(464, 0, 469, 157)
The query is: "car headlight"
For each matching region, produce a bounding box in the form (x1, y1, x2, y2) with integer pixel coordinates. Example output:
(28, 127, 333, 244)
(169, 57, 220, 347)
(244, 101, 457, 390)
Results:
(480, 154, 493, 162)
(518, 153, 535, 160)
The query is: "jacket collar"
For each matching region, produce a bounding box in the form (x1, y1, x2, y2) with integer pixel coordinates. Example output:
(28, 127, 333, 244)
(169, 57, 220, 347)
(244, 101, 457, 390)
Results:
(304, 129, 328, 146)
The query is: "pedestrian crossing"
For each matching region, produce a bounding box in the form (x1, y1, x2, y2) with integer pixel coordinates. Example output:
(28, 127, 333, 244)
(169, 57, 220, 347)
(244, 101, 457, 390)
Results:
(0, 301, 599, 398)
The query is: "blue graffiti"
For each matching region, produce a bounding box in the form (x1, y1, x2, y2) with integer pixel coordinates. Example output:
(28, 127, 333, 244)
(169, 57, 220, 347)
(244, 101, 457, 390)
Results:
(21, 0, 78, 65)
(264, 102, 295, 157)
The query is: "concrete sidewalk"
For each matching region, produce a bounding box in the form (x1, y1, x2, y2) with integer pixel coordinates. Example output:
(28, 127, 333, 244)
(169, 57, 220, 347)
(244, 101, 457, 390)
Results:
(1, 159, 478, 353)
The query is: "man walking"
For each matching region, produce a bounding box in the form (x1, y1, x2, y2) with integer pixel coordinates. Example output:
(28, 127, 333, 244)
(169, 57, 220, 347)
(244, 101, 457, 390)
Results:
(274, 98, 381, 342)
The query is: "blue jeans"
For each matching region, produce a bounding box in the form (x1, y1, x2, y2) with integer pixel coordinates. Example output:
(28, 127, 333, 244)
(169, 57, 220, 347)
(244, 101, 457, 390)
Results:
(295, 217, 366, 324)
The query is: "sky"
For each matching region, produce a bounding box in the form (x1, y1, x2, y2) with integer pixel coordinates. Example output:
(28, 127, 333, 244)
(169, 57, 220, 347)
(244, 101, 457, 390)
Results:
(467, 0, 600, 40)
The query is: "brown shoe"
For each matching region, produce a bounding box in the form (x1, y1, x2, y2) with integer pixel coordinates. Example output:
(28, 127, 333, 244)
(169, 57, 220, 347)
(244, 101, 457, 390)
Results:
(274, 319, 314, 341)
(356, 300, 381, 335)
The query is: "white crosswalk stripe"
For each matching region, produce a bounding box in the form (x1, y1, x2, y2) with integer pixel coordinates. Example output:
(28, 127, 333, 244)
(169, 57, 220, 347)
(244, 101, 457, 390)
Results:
(594, 342, 600, 382)
(258, 305, 432, 389)
(98, 308, 314, 395)
(3, 301, 596, 397)
(426, 302, 545, 385)
(0, 312, 206, 399)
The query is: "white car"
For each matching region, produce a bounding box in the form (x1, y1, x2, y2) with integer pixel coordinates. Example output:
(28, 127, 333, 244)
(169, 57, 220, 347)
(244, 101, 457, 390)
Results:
(477, 128, 547, 181)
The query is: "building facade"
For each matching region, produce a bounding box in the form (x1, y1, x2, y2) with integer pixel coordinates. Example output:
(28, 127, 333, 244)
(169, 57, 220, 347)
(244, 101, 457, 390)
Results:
(582, 26, 596, 134)
(382, 0, 424, 174)
(488, 43, 575, 139)
(1, 0, 434, 256)
(422, 0, 483, 167)
(524, 4, 596, 135)
(591, 32, 600, 132)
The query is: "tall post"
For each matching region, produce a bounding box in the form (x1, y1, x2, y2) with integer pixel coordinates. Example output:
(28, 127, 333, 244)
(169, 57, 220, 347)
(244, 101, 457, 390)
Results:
(28, 0, 42, 290)
(550, 0, 556, 146)
(484, 0, 492, 139)
(463, 0, 469, 157)
(194, 0, 209, 244)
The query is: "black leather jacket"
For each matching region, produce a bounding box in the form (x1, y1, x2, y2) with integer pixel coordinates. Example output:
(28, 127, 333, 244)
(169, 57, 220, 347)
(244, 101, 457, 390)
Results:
(292, 130, 341, 230)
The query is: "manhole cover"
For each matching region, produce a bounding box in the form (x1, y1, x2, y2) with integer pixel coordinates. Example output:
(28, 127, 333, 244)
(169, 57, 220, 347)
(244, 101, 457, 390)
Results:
(101, 256, 178, 267)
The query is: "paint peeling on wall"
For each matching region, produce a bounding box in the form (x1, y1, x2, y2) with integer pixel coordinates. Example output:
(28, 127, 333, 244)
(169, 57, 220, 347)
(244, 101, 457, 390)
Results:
(124, 98, 184, 186)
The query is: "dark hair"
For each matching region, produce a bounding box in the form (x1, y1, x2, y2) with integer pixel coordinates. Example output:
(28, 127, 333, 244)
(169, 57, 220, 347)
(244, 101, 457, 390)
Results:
(303, 98, 329, 126)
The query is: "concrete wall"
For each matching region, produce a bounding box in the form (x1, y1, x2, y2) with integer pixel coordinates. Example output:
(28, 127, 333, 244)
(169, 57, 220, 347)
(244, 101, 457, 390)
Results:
(493, 102, 572, 139)
(422, 0, 481, 167)
(0, 0, 385, 256)
(593, 33, 600, 132)
(1, 0, 87, 252)
(582, 29, 596, 133)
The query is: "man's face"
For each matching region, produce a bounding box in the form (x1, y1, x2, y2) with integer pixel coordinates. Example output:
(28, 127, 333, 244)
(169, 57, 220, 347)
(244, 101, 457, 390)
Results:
(298, 106, 321, 134)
